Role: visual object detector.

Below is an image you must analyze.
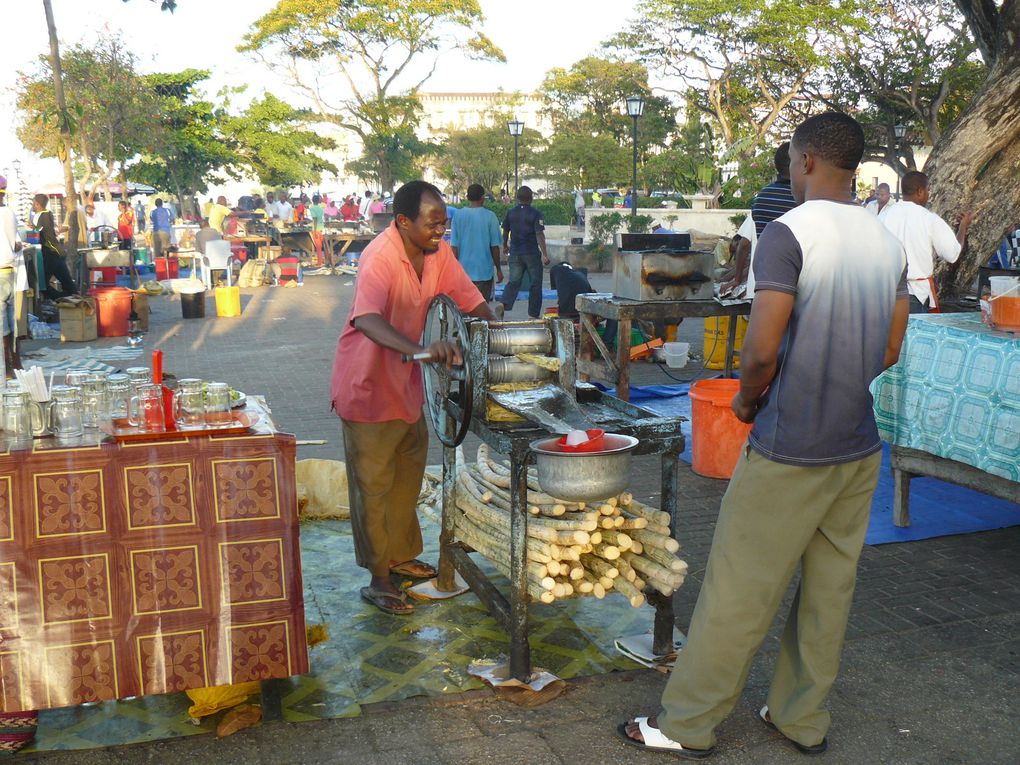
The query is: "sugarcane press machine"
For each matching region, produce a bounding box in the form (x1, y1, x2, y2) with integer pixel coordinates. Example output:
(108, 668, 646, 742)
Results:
(420, 296, 686, 681)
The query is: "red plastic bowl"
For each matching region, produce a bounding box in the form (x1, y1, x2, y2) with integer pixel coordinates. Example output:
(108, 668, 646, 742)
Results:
(554, 428, 606, 452)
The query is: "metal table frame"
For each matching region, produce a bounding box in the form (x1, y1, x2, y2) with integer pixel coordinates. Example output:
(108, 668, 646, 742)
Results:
(435, 384, 686, 681)
(576, 295, 752, 401)
(891, 445, 1020, 527)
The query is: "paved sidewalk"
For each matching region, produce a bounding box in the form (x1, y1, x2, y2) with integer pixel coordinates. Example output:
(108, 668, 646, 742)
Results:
(17, 274, 1020, 764)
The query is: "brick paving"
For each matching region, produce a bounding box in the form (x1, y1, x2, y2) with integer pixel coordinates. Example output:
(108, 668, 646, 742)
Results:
(17, 271, 1020, 764)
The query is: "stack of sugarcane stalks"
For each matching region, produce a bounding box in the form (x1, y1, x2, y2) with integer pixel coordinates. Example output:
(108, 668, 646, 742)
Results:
(452, 444, 688, 606)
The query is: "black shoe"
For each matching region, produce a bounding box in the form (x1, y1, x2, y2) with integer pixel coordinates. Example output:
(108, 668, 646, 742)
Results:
(759, 706, 828, 755)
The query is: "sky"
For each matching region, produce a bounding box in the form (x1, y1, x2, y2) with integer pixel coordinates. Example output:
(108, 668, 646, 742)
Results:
(1, 0, 634, 188)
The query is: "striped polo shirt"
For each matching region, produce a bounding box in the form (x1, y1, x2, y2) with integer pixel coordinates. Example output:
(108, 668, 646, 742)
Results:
(749, 200, 908, 466)
(751, 179, 798, 238)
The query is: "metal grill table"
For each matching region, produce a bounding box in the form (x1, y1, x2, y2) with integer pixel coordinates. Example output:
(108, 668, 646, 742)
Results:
(435, 384, 685, 681)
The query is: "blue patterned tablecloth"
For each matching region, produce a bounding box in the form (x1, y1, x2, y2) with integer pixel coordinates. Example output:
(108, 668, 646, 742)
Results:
(872, 313, 1020, 481)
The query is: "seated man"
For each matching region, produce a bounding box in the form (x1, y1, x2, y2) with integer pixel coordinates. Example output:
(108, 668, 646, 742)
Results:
(276, 249, 301, 283)
(193, 218, 222, 255)
(549, 262, 594, 319)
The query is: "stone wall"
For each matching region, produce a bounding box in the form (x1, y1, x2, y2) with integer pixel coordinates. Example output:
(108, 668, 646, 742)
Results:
(582, 207, 750, 242)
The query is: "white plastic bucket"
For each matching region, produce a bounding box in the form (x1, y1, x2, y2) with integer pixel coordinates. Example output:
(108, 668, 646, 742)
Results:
(989, 276, 1020, 297)
(664, 341, 691, 369)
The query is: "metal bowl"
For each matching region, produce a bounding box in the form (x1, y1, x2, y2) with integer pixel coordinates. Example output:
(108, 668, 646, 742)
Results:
(529, 434, 639, 502)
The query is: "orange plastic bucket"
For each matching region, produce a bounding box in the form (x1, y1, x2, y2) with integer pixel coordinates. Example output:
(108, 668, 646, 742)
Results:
(689, 379, 753, 479)
(88, 286, 132, 337)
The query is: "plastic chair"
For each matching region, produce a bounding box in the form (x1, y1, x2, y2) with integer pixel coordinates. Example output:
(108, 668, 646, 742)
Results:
(201, 240, 235, 289)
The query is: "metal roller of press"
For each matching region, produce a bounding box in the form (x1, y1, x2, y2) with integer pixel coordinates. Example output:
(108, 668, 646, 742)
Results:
(466, 319, 595, 433)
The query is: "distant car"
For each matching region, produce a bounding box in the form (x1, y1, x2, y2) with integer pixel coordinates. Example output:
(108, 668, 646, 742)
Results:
(596, 188, 622, 198)
(651, 190, 679, 198)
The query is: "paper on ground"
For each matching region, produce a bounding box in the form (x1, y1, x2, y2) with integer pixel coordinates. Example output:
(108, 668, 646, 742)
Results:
(468, 659, 560, 692)
(615, 628, 686, 669)
(408, 572, 469, 600)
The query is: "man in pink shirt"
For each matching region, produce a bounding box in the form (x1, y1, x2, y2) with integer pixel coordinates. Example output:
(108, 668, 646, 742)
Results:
(330, 181, 496, 614)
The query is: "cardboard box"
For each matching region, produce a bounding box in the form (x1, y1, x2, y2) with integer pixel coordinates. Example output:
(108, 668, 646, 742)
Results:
(131, 291, 150, 331)
(57, 296, 98, 342)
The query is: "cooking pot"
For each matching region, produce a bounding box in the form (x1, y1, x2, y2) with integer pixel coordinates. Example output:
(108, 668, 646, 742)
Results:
(529, 433, 638, 502)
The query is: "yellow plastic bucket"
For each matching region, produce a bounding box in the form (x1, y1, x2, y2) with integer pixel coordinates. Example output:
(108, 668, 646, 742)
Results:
(704, 316, 748, 370)
(215, 285, 241, 318)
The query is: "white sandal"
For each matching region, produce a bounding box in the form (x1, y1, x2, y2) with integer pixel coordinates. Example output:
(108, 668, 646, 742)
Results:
(617, 717, 714, 759)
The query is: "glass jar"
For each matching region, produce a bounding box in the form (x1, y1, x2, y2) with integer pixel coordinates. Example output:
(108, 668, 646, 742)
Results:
(204, 382, 233, 428)
(81, 378, 111, 429)
(125, 367, 152, 391)
(63, 368, 92, 388)
(2, 389, 43, 448)
(50, 385, 84, 440)
(127, 383, 166, 433)
(107, 373, 132, 421)
(173, 378, 205, 430)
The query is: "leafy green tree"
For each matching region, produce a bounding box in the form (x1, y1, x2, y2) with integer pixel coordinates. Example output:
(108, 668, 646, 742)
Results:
(432, 120, 543, 197)
(537, 57, 676, 192)
(17, 34, 158, 202)
(129, 69, 237, 214)
(239, 0, 505, 191)
(609, 0, 864, 157)
(221, 94, 337, 188)
(540, 57, 676, 149)
(539, 133, 631, 191)
(818, 0, 985, 177)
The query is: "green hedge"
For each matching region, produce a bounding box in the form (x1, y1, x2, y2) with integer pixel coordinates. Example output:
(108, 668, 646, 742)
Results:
(454, 197, 575, 226)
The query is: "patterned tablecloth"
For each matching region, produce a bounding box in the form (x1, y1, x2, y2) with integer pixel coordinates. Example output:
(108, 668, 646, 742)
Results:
(872, 313, 1020, 480)
(0, 401, 308, 712)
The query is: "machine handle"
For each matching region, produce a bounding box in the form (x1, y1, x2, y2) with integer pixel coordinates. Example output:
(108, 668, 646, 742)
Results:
(401, 351, 434, 363)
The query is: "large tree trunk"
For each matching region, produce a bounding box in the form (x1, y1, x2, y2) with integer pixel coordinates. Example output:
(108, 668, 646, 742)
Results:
(42, 0, 80, 271)
(928, 1, 1020, 296)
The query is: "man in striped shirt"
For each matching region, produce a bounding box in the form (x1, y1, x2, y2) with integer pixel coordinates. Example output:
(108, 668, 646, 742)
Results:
(724, 143, 799, 293)
(752, 142, 799, 236)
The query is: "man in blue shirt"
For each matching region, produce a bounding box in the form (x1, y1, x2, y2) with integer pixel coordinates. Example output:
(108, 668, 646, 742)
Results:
(450, 183, 502, 300)
(149, 198, 173, 263)
(498, 186, 549, 319)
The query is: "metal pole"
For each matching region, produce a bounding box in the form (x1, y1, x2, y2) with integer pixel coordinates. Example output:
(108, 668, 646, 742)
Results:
(513, 135, 520, 194)
(631, 115, 638, 221)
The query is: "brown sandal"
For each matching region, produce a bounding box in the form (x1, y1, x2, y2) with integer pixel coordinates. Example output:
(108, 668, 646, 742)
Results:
(360, 586, 414, 615)
(388, 559, 438, 579)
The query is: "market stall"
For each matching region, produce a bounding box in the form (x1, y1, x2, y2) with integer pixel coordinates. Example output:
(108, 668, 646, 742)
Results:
(872, 313, 1020, 526)
(0, 393, 308, 712)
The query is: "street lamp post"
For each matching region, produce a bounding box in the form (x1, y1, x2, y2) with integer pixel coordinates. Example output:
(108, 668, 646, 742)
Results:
(893, 122, 906, 200)
(507, 119, 524, 195)
(625, 95, 645, 221)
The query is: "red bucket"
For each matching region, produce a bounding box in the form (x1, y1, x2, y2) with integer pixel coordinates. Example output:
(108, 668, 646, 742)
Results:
(155, 256, 179, 280)
(88, 287, 133, 337)
(689, 379, 753, 479)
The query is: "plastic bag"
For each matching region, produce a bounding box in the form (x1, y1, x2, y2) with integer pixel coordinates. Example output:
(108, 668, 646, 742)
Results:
(185, 681, 261, 719)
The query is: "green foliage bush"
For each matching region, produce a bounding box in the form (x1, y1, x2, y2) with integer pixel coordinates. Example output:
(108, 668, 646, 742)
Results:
(453, 197, 575, 226)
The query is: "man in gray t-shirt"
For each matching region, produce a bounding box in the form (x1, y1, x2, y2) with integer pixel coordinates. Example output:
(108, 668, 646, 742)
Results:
(622, 113, 909, 759)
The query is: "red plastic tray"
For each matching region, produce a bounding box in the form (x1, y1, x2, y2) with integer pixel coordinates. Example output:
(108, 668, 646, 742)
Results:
(100, 411, 260, 442)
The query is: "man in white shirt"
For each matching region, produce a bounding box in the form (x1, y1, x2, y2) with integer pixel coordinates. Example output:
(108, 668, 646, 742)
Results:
(0, 189, 25, 373)
(277, 195, 294, 225)
(865, 182, 894, 217)
(264, 191, 281, 221)
(880, 171, 973, 313)
(359, 191, 374, 220)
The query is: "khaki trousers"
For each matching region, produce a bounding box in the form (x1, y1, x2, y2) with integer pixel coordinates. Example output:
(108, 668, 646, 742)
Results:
(659, 444, 881, 749)
(341, 417, 429, 577)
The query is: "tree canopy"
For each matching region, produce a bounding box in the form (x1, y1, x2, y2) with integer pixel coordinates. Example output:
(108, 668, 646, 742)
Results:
(240, 0, 504, 191)
(17, 34, 157, 200)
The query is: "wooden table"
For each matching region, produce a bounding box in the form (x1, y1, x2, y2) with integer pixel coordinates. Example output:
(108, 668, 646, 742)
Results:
(322, 229, 374, 271)
(576, 295, 752, 401)
(0, 400, 307, 714)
